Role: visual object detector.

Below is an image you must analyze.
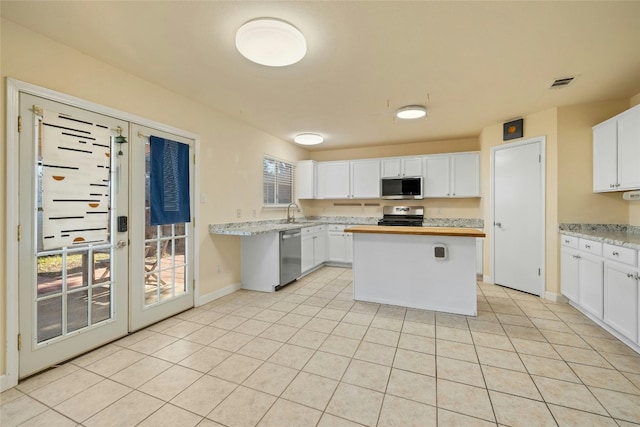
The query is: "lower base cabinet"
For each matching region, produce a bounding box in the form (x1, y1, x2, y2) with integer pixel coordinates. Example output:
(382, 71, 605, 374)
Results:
(327, 225, 353, 264)
(560, 233, 640, 352)
(301, 225, 327, 274)
(604, 261, 639, 343)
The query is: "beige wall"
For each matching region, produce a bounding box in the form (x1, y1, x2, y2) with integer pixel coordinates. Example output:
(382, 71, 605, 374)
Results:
(1, 19, 309, 376)
(303, 137, 482, 219)
(557, 100, 630, 224)
(630, 93, 640, 225)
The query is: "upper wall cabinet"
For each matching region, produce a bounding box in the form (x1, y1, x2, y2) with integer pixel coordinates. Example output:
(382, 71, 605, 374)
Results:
(297, 160, 317, 199)
(316, 159, 381, 199)
(593, 104, 640, 192)
(381, 157, 423, 178)
(424, 152, 480, 198)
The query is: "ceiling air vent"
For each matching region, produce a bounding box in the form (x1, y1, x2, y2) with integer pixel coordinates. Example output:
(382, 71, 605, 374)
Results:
(549, 76, 575, 89)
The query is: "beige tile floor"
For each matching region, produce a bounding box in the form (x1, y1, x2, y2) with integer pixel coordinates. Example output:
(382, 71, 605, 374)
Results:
(3, 266, 640, 427)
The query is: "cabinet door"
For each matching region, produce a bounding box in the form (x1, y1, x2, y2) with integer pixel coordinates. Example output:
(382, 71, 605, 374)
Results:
(381, 159, 402, 178)
(561, 247, 580, 302)
(318, 161, 350, 199)
(297, 160, 317, 199)
(604, 261, 638, 342)
(351, 159, 380, 198)
(617, 106, 640, 190)
(593, 119, 618, 192)
(424, 155, 450, 197)
(578, 253, 604, 319)
(402, 157, 423, 177)
(328, 232, 346, 262)
(451, 153, 480, 197)
(301, 234, 314, 273)
(313, 232, 327, 267)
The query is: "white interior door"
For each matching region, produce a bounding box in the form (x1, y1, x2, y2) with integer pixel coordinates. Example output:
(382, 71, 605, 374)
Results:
(129, 124, 195, 331)
(18, 94, 129, 377)
(492, 138, 544, 296)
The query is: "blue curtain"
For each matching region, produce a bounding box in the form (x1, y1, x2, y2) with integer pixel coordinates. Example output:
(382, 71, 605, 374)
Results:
(150, 136, 191, 226)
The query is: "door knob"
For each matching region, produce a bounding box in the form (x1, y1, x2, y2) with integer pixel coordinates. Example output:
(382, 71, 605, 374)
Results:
(494, 222, 502, 227)
(116, 240, 127, 248)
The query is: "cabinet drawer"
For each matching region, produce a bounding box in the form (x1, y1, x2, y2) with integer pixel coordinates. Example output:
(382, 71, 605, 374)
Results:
(603, 244, 637, 266)
(579, 238, 602, 255)
(561, 235, 579, 248)
(328, 224, 345, 232)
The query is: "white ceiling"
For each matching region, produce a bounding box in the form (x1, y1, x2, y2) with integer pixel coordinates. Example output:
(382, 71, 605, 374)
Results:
(2, 1, 640, 150)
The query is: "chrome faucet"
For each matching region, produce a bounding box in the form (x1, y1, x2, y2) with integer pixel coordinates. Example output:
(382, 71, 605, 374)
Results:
(287, 202, 299, 223)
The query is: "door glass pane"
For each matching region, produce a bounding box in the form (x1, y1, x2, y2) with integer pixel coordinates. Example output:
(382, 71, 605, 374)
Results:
(38, 296, 62, 343)
(67, 290, 89, 333)
(38, 254, 63, 297)
(67, 251, 89, 290)
(92, 284, 111, 324)
(93, 249, 111, 284)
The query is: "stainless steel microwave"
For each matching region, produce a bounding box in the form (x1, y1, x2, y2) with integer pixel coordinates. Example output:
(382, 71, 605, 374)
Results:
(381, 176, 423, 199)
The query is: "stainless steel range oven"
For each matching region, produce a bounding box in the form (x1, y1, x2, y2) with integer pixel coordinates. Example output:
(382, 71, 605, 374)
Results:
(378, 206, 424, 226)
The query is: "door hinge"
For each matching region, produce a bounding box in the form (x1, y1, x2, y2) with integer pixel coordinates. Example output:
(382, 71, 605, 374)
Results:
(17, 224, 22, 241)
(539, 155, 541, 163)
(192, 279, 196, 291)
(17, 333, 22, 351)
(538, 268, 541, 276)
(17, 115, 22, 133)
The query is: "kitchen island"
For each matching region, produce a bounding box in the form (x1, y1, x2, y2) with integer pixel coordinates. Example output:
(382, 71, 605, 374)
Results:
(345, 225, 486, 316)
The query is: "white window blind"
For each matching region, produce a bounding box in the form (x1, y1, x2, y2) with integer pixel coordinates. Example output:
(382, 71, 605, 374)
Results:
(263, 156, 295, 206)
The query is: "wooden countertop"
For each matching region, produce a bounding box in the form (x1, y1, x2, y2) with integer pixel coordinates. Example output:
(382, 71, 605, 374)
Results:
(344, 225, 486, 238)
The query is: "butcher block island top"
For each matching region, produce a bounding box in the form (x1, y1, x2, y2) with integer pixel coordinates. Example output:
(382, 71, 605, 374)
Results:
(348, 225, 484, 316)
(345, 225, 485, 238)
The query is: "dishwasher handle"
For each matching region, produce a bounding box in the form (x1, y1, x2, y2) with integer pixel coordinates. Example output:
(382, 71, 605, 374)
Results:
(282, 232, 301, 240)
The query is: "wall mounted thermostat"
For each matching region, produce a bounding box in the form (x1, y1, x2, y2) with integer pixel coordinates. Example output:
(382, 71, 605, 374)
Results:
(434, 243, 447, 259)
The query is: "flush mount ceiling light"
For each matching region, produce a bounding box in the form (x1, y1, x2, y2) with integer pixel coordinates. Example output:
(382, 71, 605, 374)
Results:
(396, 105, 427, 120)
(235, 18, 307, 67)
(294, 133, 324, 145)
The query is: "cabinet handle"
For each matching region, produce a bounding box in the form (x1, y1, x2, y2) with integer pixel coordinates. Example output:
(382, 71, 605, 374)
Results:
(616, 183, 620, 187)
(610, 184, 615, 188)
(612, 251, 619, 256)
(584, 244, 591, 249)
(573, 255, 581, 259)
(564, 239, 570, 244)
(627, 273, 635, 279)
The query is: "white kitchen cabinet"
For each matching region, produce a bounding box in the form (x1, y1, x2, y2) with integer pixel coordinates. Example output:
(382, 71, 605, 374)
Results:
(301, 225, 327, 273)
(381, 157, 423, 178)
(560, 246, 580, 303)
(297, 160, 317, 199)
(317, 161, 351, 199)
(327, 224, 353, 264)
(593, 104, 640, 192)
(560, 237, 604, 318)
(579, 252, 604, 319)
(316, 160, 380, 199)
(351, 159, 381, 198)
(423, 152, 480, 198)
(604, 261, 639, 343)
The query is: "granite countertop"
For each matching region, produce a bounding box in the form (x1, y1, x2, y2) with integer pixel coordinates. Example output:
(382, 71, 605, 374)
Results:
(559, 224, 640, 251)
(345, 225, 486, 238)
(210, 216, 484, 237)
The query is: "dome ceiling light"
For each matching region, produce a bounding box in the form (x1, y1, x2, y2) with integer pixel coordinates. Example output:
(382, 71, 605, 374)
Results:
(235, 18, 307, 67)
(396, 105, 427, 120)
(294, 133, 324, 145)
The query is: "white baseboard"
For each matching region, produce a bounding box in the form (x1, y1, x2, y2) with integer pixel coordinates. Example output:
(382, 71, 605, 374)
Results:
(1, 373, 18, 392)
(482, 275, 493, 283)
(196, 282, 241, 306)
(544, 291, 568, 303)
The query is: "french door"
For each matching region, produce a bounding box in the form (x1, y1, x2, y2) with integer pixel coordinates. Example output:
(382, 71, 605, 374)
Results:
(18, 94, 130, 377)
(17, 93, 195, 377)
(128, 124, 194, 331)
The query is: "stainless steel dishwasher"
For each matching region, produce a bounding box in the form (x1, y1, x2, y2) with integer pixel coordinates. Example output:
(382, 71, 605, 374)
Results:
(278, 229, 302, 289)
